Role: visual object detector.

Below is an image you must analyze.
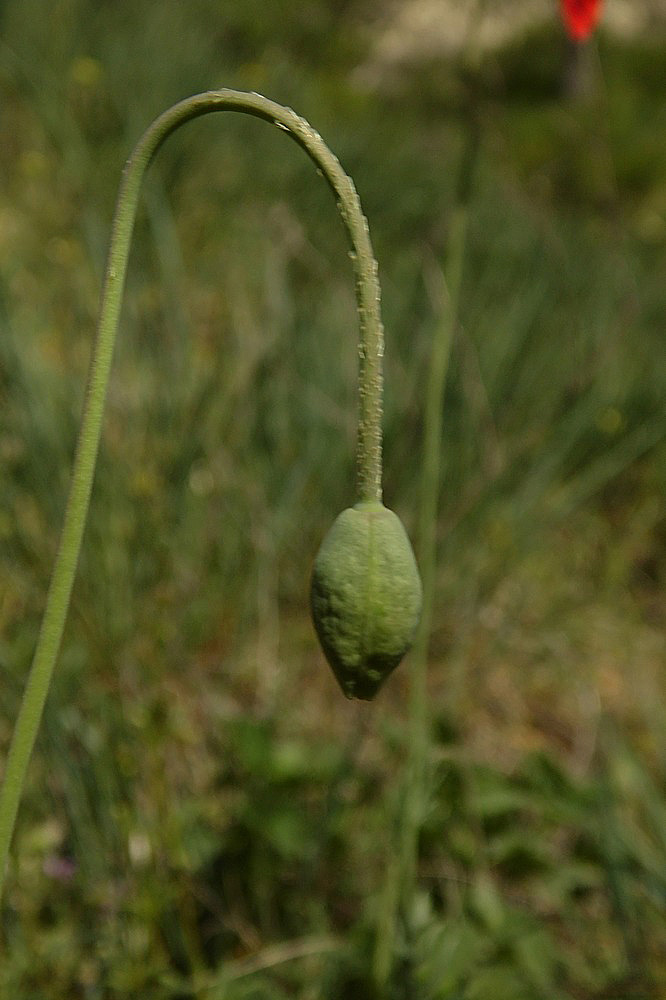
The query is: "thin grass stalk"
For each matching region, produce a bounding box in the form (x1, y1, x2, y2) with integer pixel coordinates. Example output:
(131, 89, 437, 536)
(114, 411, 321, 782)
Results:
(405, 194, 471, 879)
(372, 49, 482, 990)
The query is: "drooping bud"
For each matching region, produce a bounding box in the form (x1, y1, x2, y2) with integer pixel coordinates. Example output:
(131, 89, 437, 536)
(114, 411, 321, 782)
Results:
(311, 502, 422, 700)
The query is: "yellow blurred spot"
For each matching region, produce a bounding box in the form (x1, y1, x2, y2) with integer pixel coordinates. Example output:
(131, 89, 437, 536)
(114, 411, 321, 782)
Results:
(130, 467, 161, 497)
(596, 406, 623, 435)
(70, 55, 104, 89)
(23, 818, 65, 853)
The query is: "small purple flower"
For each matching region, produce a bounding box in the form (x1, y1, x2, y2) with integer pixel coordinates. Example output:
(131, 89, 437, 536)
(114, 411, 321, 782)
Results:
(42, 855, 77, 880)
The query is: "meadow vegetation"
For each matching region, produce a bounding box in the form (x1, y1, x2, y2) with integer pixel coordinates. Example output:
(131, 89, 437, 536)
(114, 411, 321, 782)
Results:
(0, 1, 664, 997)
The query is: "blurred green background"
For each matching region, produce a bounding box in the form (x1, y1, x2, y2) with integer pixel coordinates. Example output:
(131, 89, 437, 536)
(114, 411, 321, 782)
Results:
(1, 1, 665, 997)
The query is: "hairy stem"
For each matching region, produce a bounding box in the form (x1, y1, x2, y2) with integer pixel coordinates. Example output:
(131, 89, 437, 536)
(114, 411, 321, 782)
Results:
(0, 90, 384, 898)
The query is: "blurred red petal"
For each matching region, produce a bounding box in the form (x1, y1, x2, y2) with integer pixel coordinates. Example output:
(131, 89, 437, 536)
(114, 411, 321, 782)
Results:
(560, 0, 603, 41)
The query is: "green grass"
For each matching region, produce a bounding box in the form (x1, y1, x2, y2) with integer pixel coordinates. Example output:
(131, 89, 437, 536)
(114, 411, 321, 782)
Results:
(1, 3, 665, 997)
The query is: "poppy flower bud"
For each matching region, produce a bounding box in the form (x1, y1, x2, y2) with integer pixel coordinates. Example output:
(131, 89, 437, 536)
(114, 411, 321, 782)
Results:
(311, 502, 422, 700)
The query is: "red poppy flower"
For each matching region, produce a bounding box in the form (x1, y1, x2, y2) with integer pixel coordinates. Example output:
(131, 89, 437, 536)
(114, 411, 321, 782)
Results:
(560, 0, 603, 41)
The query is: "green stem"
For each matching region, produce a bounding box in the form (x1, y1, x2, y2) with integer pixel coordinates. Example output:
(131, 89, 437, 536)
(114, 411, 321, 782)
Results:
(0, 90, 384, 899)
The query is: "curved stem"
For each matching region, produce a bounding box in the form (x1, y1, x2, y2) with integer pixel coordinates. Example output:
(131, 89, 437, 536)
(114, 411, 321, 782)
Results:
(0, 90, 384, 898)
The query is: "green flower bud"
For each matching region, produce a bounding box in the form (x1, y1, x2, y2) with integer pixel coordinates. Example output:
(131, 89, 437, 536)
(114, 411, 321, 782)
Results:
(311, 501, 422, 700)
